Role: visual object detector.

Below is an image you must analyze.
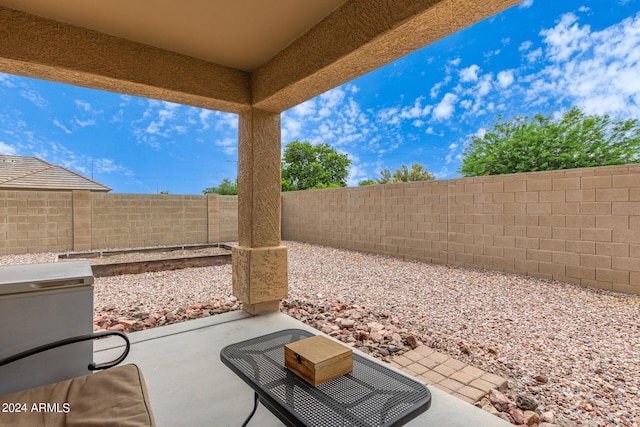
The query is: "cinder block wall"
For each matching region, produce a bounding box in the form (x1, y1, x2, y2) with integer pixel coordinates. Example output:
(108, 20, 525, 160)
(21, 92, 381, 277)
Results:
(0, 192, 238, 254)
(282, 181, 449, 264)
(0, 190, 73, 255)
(91, 193, 210, 249)
(207, 195, 239, 243)
(282, 164, 640, 294)
(218, 196, 239, 242)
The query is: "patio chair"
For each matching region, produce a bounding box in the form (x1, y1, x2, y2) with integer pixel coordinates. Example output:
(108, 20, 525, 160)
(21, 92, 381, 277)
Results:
(0, 331, 156, 427)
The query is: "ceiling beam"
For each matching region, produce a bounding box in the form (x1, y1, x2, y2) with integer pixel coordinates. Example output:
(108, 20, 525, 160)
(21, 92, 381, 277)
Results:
(252, 0, 521, 113)
(0, 7, 251, 114)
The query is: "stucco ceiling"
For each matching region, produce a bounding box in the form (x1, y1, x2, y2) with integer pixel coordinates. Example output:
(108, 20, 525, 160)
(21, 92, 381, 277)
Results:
(0, 0, 347, 71)
(0, 0, 522, 113)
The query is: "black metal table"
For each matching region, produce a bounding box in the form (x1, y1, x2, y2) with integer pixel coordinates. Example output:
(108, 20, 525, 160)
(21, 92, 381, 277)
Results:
(220, 329, 431, 427)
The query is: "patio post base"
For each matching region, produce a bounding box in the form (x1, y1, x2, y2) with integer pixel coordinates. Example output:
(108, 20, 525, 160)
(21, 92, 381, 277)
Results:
(242, 300, 280, 315)
(232, 245, 288, 313)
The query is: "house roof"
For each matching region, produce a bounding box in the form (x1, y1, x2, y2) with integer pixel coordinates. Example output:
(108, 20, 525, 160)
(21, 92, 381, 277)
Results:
(0, 155, 112, 192)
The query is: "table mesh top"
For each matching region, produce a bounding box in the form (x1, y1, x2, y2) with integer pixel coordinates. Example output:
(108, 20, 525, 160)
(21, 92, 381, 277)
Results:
(220, 329, 431, 427)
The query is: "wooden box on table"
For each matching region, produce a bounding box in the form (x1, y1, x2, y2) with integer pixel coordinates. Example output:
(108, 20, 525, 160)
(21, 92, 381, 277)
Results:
(284, 335, 353, 386)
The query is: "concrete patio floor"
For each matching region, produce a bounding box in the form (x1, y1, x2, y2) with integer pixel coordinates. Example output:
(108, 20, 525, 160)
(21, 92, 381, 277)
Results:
(94, 311, 510, 427)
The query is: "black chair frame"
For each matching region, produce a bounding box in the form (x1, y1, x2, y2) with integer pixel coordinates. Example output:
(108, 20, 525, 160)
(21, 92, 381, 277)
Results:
(0, 330, 130, 371)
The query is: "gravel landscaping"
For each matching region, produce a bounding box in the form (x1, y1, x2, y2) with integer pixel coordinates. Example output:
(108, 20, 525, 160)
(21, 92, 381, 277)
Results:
(2, 241, 639, 426)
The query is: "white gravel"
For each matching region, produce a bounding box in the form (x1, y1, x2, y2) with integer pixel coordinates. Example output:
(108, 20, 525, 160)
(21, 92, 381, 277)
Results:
(1, 241, 638, 426)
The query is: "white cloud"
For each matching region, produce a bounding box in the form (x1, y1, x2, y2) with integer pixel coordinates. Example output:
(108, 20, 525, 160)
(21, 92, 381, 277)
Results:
(292, 99, 317, 117)
(483, 49, 502, 60)
(93, 158, 129, 175)
(578, 6, 591, 13)
(526, 48, 543, 63)
(476, 74, 493, 96)
(519, 40, 533, 51)
(21, 90, 46, 108)
(346, 154, 369, 187)
(540, 13, 592, 62)
(460, 64, 481, 82)
(281, 115, 302, 142)
(400, 97, 431, 119)
(0, 141, 17, 155)
(432, 93, 458, 121)
(199, 110, 212, 129)
(449, 58, 461, 66)
(212, 111, 238, 131)
(319, 87, 346, 116)
(531, 11, 640, 117)
(215, 138, 236, 155)
(377, 107, 400, 125)
(430, 81, 443, 99)
(519, 0, 534, 8)
(446, 142, 460, 163)
(0, 73, 16, 88)
(74, 118, 95, 127)
(145, 121, 163, 136)
(497, 70, 515, 88)
(75, 100, 92, 112)
(53, 119, 72, 134)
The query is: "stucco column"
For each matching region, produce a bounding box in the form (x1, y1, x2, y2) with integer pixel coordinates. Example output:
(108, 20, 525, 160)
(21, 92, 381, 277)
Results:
(232, 108, 288, 315)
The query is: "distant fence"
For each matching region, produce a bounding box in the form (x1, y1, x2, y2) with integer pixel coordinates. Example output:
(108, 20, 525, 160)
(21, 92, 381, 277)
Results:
(282, 164, 640, 295)
(0, 191, 237, 254)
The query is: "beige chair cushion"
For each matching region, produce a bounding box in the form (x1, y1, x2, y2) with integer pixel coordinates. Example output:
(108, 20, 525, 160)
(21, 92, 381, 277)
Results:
(0, 364, 155, 427)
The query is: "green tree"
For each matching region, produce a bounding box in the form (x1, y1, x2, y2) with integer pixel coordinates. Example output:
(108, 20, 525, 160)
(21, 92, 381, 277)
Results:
(202, 177, 238, 195)
(359, 162, 435, 185)
(460, 107, 640, 177)
(391, 163, 436, 182)
(281, 141, 351, 191)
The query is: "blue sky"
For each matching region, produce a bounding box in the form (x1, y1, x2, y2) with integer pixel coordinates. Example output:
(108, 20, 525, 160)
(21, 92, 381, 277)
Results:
(1, 0, 639, 194)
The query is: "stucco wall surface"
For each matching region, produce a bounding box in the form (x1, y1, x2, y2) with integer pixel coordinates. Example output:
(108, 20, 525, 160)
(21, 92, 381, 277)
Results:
(282, 165, 640, 295)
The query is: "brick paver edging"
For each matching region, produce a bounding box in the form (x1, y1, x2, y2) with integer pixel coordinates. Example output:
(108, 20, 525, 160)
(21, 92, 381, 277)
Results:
(390, 345, 507, 404)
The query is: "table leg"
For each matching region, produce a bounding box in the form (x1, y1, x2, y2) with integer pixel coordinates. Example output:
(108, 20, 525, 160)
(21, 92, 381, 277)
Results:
(241, 392, 259, 427)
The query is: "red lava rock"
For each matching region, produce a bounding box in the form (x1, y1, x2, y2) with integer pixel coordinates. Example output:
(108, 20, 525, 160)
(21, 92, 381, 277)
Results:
(497, 412, 513, 424)
(523, 410, 540, 426)
(509, 406, 524, 424)
(108, 323, 125, 331)
(370, 332, 384, 343)
(367, 321, 384, 331)
(534, 374, 549, 384)
(354, 330, 368, 341)
(405, 335, 419, 349)
(340, 319, 355, 328)
(489, 389, 512, 412)
(118, 319, 136, 328)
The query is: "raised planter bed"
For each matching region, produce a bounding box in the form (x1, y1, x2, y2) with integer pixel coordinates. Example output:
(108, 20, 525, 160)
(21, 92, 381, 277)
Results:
(58, 244, 232, 277)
